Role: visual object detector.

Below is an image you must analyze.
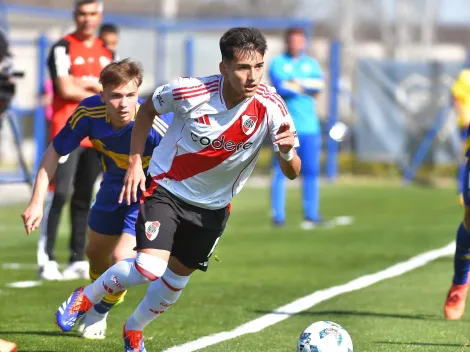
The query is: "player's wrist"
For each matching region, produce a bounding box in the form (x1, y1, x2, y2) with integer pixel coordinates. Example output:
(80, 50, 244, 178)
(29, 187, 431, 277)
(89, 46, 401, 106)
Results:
(279, 149, 294, 161)
(129, 154, 143, 165)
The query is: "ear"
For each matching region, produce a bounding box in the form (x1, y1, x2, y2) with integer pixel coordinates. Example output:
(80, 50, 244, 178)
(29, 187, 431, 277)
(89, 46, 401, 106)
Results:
(219, 61, 225, 76)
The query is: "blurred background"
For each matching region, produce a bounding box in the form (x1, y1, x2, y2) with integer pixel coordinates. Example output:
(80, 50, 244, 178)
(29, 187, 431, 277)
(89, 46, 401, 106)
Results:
(2, 0, 470, 185)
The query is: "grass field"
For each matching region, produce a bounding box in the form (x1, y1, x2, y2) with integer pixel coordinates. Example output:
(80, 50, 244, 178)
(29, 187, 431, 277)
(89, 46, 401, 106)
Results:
(0, 183, 468, 351)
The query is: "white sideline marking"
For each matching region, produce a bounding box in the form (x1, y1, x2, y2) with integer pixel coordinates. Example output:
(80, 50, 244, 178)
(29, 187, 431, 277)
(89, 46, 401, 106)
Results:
(1, 263, 38, 270)
(165, 241, 455, 352)
(6, 280, 42, 288)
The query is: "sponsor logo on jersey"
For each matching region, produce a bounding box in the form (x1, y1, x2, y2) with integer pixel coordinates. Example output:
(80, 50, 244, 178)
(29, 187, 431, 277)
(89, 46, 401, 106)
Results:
(99, 56, 111, 67)
(145, 221, 160, 241)
(191, 132, 253, 152)
(74, 56, 85, 65)
(241, 115, 257, 135)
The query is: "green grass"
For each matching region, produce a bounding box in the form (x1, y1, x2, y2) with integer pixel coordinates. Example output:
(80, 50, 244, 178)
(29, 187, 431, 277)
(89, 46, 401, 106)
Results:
(0, 184, 466, 351)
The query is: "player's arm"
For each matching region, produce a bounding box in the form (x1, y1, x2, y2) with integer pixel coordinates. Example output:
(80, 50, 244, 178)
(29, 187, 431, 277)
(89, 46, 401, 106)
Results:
(21, 105, 89, 234)
(120, 83, 176, 205)
(452, 77, 470, 126)
(274, 121, 301, 180)
(21, 144, 61, 234)
(269, 98, 301, 179)
(48, 42, 95, 102)
(301, 58, 324, 99)
(269, 58, 303, 98)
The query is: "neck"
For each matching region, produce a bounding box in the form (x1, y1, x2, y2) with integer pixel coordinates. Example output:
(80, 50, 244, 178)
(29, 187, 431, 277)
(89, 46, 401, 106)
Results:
(73, 31, 95, 47)
(222, 80, 245, 109)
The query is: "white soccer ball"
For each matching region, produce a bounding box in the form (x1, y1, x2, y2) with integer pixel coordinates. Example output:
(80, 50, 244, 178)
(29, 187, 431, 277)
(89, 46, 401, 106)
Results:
(297, 321, 353, 352)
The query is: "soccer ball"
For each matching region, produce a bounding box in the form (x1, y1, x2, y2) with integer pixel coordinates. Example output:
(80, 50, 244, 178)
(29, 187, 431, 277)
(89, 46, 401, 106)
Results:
(297, 321, 353, 352)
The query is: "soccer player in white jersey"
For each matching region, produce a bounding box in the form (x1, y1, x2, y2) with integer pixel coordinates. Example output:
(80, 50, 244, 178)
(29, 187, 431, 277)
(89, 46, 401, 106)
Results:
(55, 27, 301, 351)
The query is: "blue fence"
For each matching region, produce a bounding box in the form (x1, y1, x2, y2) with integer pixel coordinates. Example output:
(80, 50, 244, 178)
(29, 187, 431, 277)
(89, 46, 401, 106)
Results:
(3, 4, 344, 184)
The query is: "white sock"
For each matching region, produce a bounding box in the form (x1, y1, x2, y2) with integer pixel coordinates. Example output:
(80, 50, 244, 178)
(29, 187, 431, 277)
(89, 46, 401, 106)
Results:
(83, 258, 148, 304)
(125, 269, 190, 331)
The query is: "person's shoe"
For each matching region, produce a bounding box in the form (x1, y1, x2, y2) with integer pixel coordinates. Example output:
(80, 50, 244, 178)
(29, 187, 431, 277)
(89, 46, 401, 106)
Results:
(77, 307, 107, 339)
(62, 261, 90, 280)
(123, 323, 146, 352)
(39, 260, 63, 281)
(56, 286, 93, 332)
(444, 281, 469, 320)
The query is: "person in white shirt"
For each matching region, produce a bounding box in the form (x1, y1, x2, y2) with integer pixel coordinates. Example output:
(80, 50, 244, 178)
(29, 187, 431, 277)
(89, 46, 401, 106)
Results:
(55, 27, 301, 351)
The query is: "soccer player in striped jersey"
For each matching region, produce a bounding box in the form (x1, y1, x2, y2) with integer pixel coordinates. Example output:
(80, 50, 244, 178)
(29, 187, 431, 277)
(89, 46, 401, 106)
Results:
(54, 27, 300, 351)
(21, 59, 173, 339)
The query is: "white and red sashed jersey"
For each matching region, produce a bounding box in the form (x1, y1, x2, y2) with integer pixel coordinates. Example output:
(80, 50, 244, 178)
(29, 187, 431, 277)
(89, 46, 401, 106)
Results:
(149, 74, 299, 209)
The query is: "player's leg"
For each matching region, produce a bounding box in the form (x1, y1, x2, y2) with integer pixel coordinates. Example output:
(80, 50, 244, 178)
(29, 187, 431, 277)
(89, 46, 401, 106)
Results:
(271, 153, 286, 226)
(458, 129, 467, 206)
(56, 183, 176, 333)
(445, 157, 470, 320)
(78, 205, 139, 339)
(298, 133, 322, 230)
(123, 197, 230, 351)
(63, 147, 101, 279)
(38, 149, 80, 280)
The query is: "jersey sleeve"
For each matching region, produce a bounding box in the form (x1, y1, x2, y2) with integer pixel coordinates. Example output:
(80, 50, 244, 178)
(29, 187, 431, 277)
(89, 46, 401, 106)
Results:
(269, 56, 303, 98)
(151, 77, 214, 116)
(52, 103, 91, 155)
(151, 114, 171, 139)
(267, 93, 300, 152)
(453, 72, 469, 101)
(47, 39, 71, 81)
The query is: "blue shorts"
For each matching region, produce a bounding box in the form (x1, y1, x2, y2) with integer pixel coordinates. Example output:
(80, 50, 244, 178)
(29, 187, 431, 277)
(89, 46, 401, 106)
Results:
(88, 202, 139, 236)
(461, 127, 468, 142)
(464, 158, 470, 207)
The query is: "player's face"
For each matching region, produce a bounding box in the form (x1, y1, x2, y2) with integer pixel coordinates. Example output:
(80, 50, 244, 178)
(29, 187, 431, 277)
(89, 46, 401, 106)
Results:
(74, 3, 102, 37)
(100, 32, 119, 52)
(287, 32, 306, 57)
(101, 79, 139, 128)
(220, 50, 264, 100)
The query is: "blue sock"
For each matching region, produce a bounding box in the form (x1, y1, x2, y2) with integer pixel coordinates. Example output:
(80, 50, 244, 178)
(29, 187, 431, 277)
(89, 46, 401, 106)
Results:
(453, 222, 470, 285)
(271, 161, 286, 223)
(303, 174, 320, 221)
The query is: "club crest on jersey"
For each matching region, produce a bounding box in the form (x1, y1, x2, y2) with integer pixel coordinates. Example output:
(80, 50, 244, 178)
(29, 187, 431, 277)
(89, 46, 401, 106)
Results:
(145, 221, 160, 241)
(242, 115, 257, 135)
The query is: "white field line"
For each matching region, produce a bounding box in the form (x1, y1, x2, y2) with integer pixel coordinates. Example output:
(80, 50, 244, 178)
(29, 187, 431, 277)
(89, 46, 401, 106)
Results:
(165, 241, 455, 352)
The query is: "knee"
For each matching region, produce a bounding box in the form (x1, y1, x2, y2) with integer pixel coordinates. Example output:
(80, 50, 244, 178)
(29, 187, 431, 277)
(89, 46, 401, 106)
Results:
(112, 248, 135, 264)
(86, 244, 103, 263)
(135, 252, 168, 281)
(51, 191, 68, 209)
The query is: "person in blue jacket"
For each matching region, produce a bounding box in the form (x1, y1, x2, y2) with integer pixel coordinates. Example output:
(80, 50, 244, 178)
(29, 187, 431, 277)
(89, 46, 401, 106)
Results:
(269, 28, 324, 229)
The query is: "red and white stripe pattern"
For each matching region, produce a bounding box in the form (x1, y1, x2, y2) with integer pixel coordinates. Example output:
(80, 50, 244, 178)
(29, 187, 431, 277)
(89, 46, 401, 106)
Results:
(255, 82, 288, 117)
(148, 75, 298, 210)
(196, 115, 211, 125)
(172, 79, 219, 101)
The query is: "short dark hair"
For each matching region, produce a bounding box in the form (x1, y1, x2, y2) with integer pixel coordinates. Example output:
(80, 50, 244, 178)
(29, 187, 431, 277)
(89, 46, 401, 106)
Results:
(284, 28, 305, 42)
(219, 27, 267, 61)
(74, 0, 103, 11)
(99, 23, 119, 36)
(99, 58, 143, 90)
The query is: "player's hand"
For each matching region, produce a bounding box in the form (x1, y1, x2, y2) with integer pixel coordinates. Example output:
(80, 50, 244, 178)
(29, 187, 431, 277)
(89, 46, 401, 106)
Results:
(21, 203, 43, 235)
(274, 121, 295, 154)
(119, 159, 146, 205)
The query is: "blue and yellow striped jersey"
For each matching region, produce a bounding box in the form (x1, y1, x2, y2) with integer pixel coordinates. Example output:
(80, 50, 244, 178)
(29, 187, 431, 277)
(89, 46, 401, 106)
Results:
(53, 94, 173, 187)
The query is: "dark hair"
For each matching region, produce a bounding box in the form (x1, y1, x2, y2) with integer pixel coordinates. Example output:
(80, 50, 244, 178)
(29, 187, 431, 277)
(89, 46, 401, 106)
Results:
(284, 28, 305, 42)
(219, 27, 267, 61)
(99, 23, 119, 36)
(74, 0, 103, 11)
(99, 58, 143, 89)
